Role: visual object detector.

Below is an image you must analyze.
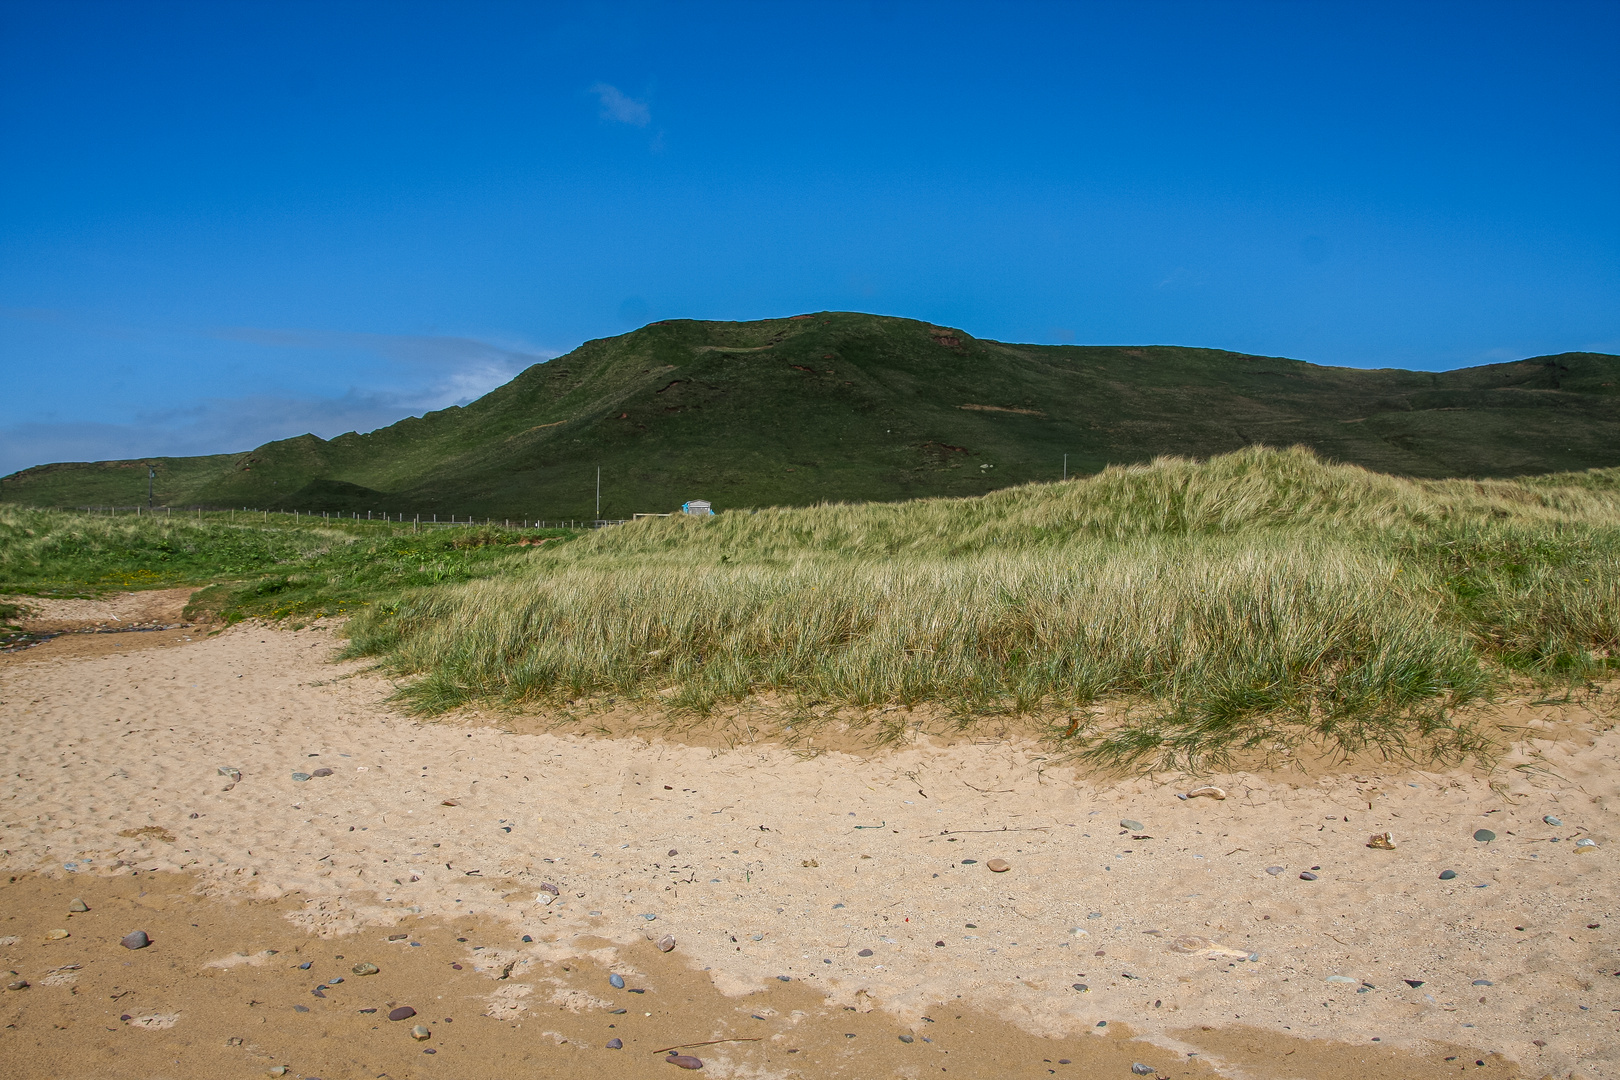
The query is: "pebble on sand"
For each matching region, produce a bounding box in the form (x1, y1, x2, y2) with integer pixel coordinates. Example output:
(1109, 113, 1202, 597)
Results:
(45, 929, 69, 940)
(411, 1024, 431, 1041)
(1473, 829, 1496, 842)
(1544, 815, 1563, 826)
(858, 948, 875, 957)
(311, 768, 333, 777)
(1574, 838, 1598, 852)
(898, 1034, 914, 1043)
(656, 934, 676, 952)
(388, 1006, 417, 1021)
(120, 931, 149, 950)
(1186, 786, 1226, 800)
(291, 772, 311, 782)
(666, 1053, 704, 1069)
(1265, 866, 1285, 875)
(1366, 832, 1396, 850)
(1131, 1064, 1155, 1075)
(1439, 870, 1458, 880)
(986, 858, 1011, 873)
(610, 973, 625, 989)
(6, 980, 28, 991)
(68, 898, 89, 913)
(351, 962, 379, 976)
(606, 1038, 623, 1049)
(1298, 872, 1318, 881)
(1119, 820, 1144, 832)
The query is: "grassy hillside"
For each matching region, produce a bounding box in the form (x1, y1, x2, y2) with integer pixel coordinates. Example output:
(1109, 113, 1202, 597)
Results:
(346, 447, 1620, 769)
(5, 312, 1619, 517)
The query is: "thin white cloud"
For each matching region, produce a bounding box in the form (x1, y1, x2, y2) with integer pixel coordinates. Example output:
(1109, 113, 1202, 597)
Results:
(590, 82, 650, 126)
(0, 328, 561, 476)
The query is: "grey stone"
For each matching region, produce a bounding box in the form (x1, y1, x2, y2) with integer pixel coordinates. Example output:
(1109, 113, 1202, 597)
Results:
(388, 1006, 417, 1021)
(68, 898, 88, 912)
(1472, 979, 1494, 986)
(1544, 815, 1563, 826)
(291, 772, 311, 782)
(1265, 866, 1284, 875)
(606, 1038, 623, 1049)
(656, 935, 676, 952)
(898, 1034, 914, 1043)
(312, 768, 333, 777)
(609, 973, 625, 989)
(1473, 829, 1496, 842)
(1439, 870, 1457, 880)
(120, 930, 149, 950)
(1132, 1065, 1155, 1076)
(1298, 872, 1318, 881)
(1119, 820, 1144, 832)
(858, 949, 874, 957)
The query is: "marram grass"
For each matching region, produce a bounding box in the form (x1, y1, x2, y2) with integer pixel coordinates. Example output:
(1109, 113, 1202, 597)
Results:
(347, 447, 1620, 769)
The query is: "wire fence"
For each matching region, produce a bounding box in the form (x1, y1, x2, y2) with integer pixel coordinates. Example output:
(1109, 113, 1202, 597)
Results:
(68, 506, 628, 529)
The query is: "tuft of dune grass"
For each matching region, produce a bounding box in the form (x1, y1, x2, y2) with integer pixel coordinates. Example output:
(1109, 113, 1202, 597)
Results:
(347, 447, 1619, 770)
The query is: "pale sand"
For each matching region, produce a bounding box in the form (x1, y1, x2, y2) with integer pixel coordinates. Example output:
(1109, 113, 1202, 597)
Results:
(1, 604, 1616, 1078)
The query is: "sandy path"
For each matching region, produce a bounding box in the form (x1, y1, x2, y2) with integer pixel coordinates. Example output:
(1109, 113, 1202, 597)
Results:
(1, 622, 1616, 1078)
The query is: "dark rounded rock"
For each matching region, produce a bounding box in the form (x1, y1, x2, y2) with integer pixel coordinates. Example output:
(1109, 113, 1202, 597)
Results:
(120, 931, 150, 950)
(1298, 872, 1318, 881)
(312, 768, 334, 777)
(898, 1034, 914, 1043)
(1473, 829, 1496, 842)
(388, 1006, 417, 1021)
(1072, 983, 1089, 992)
(666, 1053, 704, 1069)
(1439, 870, 1457, 880)
(606, 1038, 623, 1049)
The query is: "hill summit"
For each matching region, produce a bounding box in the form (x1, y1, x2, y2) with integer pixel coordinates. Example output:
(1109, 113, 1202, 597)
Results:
(5, 312, 1618, 517)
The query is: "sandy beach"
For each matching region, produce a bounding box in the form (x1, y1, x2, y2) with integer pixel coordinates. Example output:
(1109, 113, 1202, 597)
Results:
(1, 595, 1615, 1079)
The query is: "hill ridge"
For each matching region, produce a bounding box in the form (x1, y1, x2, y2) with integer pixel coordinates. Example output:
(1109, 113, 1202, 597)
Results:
(4, 312, 1617, 516)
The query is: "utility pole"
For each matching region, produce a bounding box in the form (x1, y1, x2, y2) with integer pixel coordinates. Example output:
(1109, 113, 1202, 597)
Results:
(147, 465, 155, 508)
(1062, 454, 1067, 481)
(595, 466, 601, 522)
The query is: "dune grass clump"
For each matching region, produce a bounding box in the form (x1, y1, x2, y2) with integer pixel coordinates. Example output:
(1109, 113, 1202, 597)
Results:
(346, 447, 1620, 769)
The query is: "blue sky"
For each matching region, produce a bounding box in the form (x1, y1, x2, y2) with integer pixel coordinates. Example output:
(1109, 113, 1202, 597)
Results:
(2, 1, 1616, 474)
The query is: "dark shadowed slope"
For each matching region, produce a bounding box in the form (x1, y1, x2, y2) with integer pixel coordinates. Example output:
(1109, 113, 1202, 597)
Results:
(5, 312, 1618, 517)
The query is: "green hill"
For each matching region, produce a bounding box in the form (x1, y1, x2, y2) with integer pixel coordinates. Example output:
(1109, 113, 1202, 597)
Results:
(5, 312, 1618, 516)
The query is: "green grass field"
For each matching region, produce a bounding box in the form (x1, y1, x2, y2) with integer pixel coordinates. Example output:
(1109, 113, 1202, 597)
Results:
(6, 447, 1615, 771)
(0, 508, 573, 624)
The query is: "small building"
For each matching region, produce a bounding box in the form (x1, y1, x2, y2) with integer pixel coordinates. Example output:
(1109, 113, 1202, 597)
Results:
(681, 500, 713, 516)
